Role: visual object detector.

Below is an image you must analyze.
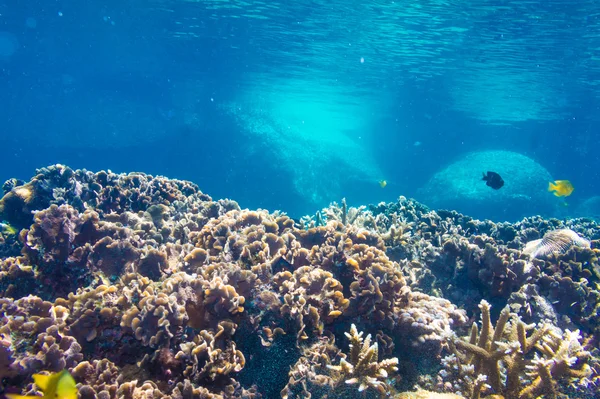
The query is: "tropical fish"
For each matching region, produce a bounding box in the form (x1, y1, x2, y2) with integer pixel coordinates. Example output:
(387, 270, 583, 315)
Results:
(0, 222, 18, 235)
(6, 370, 77, 399)
(379, 180, 387, 188)
(548, 180, 574, 197)
(482, 171, 504, 190)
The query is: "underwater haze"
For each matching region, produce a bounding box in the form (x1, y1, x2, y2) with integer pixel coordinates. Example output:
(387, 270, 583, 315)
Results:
(1, 0, 600, 221)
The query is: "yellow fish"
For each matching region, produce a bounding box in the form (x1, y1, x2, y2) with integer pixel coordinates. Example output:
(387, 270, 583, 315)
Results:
(379, 180, 387, 188)
(7, 370, 77, 399)
(1, 222, 18, 235)
(548, 180, 574, 197)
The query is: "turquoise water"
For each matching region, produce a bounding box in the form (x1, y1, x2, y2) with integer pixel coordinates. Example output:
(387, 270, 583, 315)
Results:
(1, 0, 599, 220)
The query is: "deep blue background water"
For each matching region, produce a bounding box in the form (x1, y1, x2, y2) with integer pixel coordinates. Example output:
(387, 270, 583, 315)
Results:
(1, 0, 599, 220)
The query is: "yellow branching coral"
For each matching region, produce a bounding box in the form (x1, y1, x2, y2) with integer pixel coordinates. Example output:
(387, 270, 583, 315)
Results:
(439, 300, 596, 399)
(520, 328, 595, 399)
(327, 323, 399, 395)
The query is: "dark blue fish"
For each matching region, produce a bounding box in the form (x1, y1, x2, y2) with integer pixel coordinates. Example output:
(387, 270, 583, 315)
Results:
(482, 171, 504, 190)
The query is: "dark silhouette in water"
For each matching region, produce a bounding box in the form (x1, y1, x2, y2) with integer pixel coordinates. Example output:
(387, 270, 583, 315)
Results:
(482, 171, 504, 190)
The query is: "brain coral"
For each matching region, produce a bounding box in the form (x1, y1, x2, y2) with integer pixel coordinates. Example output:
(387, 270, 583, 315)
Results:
(418, 150, 556, 221)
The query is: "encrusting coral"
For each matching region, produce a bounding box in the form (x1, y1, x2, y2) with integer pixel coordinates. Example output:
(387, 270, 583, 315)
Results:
(1, 165, 599, 399)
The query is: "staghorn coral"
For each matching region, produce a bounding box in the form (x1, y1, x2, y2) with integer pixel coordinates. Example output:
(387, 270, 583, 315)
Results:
(437, 300, 596, 399)
(327, 323, 399, 395)
(520, 328, 596, 399)
(281, 324, 399, 399)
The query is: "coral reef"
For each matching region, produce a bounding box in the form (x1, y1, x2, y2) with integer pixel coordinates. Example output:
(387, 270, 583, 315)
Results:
(314, 196, 600, 339)
(396, 390, 464, 399)
(437, 300, 595, 399)
(522, 228, 590, 259)
(1, 165, 599, 399)
(327, 324, 399, 394)
(281, 324, 399, 399)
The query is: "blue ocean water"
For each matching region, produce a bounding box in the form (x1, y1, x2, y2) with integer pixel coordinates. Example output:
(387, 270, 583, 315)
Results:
(1, 0, 599, 221)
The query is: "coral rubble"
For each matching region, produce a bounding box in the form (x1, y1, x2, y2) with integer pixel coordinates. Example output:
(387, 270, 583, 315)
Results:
(1, 165, 599, 399)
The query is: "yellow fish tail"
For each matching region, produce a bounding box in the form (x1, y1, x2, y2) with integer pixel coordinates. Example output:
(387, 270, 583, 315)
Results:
(548, 182, 560, 196)
(6, 394, 35, 399)
(32, 373, 52, 390)
(8, 370, 77, 399)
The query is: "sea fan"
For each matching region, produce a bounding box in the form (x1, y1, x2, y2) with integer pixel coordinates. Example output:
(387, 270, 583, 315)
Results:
(523, 228, 590, 259)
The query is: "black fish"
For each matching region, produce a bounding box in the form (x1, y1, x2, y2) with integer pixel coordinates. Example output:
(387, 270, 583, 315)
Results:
(482, 171, 504, 190)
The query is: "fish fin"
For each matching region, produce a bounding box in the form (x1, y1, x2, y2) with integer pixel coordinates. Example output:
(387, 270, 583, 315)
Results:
(55, 371, 77, 398)
(548, 182, 556, 192)
(482, 172, 487, 180)
(6, 394, 34, 399)
(32, 374, 52, 391)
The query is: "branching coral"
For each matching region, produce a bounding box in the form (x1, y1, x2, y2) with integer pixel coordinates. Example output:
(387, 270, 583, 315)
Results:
(281, 324, 399, 399)
(327, 324, 399, 395)
(438, 300, 596, 399)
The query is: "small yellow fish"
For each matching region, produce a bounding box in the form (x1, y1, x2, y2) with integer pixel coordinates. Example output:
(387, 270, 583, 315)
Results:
(1, 222, 18, 235)
(548, 180, 574, 197)
(379, 180, 387, 188)
(7, 370, 77, 399)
